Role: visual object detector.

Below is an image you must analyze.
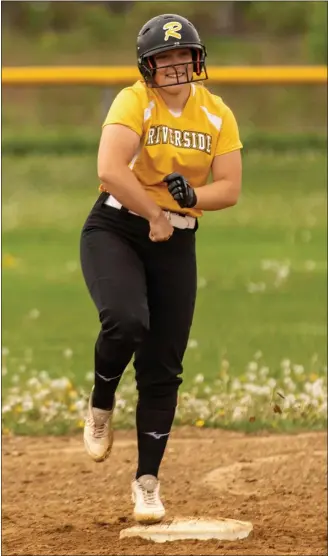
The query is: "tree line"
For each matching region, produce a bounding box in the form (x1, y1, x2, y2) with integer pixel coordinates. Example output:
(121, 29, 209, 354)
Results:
(2, 1, 326, 62)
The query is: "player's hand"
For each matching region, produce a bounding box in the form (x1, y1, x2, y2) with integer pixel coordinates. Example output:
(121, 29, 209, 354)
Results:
(149, 211, 174, 242)
(164, 172, 197, 208)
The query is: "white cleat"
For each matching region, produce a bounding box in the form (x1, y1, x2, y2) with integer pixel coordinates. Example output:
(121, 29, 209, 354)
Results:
(132, 474, 166, 524)
(83, 389, 114, 462)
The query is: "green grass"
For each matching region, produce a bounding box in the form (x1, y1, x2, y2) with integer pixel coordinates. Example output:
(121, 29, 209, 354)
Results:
(2, 152, 327, 433)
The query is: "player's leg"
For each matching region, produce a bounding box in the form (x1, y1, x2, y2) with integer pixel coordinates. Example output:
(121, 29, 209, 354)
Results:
(80, 226, 149, 462)
(132, 229, 197, 522)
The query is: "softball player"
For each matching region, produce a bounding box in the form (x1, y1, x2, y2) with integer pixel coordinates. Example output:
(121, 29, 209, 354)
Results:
(80, 13, 242, 524)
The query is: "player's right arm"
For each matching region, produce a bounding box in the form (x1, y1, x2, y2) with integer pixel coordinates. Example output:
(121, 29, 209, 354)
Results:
(98, 88, 173, 241)
(98, 124, 161, 222)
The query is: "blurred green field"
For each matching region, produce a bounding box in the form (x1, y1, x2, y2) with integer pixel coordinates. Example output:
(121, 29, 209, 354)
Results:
(2, 151, 327, 433)
(2, 152, 327, 433)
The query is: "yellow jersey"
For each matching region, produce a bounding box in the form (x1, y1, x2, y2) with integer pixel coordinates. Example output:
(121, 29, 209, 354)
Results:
(101, 80, 242, 218)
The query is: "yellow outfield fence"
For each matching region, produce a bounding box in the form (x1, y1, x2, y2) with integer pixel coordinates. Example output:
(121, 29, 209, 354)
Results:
(2, 65, 327, 86)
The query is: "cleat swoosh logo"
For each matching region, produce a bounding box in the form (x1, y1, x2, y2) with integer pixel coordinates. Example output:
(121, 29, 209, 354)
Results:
(143, 431, 170, 440)
(95, 371, 122, 383)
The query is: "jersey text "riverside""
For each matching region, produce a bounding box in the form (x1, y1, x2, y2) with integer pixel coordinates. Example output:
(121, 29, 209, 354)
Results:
(146, 125, 212, 154)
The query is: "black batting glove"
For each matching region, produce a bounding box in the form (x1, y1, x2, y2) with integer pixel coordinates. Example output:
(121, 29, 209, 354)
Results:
(163, 172, 197, 209)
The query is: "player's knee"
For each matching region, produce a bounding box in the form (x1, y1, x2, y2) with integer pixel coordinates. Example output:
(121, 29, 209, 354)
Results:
(100, 306, 149, 345)
(138, 381, 181, 410)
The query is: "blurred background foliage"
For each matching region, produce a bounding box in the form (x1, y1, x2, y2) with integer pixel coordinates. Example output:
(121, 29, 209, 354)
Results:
(2, 1, 327, 63)
(2, 1, 327, 137)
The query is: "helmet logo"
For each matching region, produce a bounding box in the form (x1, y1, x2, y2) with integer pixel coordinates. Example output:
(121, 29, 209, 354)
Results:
(163, 21, 182, 41)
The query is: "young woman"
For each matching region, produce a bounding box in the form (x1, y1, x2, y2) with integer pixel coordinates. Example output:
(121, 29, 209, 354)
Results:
(80, 13, 242, 524)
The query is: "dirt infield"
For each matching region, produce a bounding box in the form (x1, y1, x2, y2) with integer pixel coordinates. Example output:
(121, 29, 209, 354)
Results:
(2, 428, 327, 555)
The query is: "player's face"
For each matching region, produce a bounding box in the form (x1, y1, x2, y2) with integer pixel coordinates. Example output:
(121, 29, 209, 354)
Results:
(153, 48, 193, 91)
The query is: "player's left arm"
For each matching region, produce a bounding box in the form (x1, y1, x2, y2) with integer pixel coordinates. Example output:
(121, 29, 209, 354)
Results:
(165, 104, 242, 211)
(193, 104, 242, 211)
(194, 149, 242, 211)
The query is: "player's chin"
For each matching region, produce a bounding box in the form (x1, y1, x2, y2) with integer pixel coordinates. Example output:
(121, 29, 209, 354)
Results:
(164, 80, 190, 92)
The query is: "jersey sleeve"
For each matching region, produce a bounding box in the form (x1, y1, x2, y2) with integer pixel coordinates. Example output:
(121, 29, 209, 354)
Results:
(215, 102, 243, 156)
(102, 87, 144, 137)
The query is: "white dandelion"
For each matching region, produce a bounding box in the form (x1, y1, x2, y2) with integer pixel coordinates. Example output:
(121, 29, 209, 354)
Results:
(28, 309, 40, 319)
(63, 348, 73, 359)
(188, 339, 198, 349)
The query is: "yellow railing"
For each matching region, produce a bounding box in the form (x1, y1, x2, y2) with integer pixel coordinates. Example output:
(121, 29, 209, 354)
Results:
(2, 65, 327, 85)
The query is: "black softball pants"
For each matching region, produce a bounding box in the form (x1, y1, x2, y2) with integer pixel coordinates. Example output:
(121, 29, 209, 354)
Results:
(80, 194, 197, 477)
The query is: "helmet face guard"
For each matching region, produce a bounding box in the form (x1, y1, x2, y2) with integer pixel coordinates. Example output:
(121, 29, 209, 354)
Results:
(137, 14, 208, 88)
(139, 47, 208, 88)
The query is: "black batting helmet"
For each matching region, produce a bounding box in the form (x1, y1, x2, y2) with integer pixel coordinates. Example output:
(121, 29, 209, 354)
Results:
(136, 14, 208, 87)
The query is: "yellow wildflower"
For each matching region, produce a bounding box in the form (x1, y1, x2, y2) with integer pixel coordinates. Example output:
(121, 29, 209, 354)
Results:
(2, 253, 18, 269)
(195, 419, 205, 427)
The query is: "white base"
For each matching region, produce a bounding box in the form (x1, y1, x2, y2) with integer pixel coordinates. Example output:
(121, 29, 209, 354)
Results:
(120, 517, 253, 543)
